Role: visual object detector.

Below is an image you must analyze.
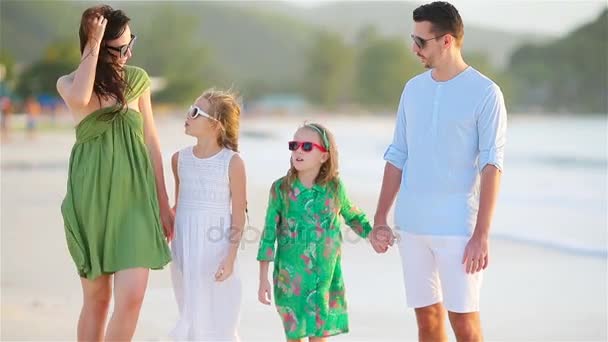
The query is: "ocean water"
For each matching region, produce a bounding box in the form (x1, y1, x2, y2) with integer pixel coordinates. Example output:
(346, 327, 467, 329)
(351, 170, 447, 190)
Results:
(239, 114, 608, 258)
(5, 112, 603, 257)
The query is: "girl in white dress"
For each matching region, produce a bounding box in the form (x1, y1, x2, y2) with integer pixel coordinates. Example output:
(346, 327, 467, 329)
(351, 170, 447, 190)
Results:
(170, 89, 246, 341)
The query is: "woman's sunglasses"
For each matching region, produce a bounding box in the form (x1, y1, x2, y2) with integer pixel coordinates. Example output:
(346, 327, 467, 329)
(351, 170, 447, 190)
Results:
(288, 141, 327, 153)
(106, 34, 136, 58)
(187, 105, 218, 121)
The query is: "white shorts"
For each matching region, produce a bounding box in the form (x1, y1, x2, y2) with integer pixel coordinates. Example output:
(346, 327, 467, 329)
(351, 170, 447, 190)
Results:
(397, 231, 483, 313)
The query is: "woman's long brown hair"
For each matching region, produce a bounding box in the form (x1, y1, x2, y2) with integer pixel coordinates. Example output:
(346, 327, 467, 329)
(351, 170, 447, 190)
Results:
(79, 5, 131, 117)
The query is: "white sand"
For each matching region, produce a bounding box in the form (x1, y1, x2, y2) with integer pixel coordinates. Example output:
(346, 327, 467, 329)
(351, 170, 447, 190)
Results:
(1, 115, 606, 341)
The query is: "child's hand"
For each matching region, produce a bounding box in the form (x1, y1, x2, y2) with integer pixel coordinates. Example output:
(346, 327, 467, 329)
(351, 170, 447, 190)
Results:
(370, 223, 395, 253)
(215, 257, 234, 282)
(258, 278, 272, 305)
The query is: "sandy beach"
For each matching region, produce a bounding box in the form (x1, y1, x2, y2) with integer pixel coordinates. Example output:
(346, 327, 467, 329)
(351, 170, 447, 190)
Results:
(1, 114, 606, 341)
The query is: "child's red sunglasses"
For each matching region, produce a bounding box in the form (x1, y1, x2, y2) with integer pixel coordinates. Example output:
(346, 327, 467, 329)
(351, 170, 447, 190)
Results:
(288, 141, 327, 153)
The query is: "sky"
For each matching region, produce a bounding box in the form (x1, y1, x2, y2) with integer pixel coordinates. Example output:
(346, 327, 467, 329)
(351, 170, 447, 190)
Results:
(286, 0, 607, 36)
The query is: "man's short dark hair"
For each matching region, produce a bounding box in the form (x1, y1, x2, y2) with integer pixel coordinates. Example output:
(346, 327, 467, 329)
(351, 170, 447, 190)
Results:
(413, 1, 464, 44)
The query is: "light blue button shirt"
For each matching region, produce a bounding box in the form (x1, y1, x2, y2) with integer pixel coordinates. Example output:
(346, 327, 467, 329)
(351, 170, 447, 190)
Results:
(384, 67, 507, 236)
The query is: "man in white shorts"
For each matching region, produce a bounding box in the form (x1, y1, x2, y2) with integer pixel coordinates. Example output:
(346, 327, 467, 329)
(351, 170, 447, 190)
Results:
(373, 2, 507, 341)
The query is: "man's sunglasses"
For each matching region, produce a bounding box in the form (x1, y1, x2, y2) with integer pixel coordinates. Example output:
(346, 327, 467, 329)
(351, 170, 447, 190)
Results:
(187, 105, 218, 121)
(288, 141, 327, 153)
(106, 34, 136, 58)
(410, 33, 447, 49)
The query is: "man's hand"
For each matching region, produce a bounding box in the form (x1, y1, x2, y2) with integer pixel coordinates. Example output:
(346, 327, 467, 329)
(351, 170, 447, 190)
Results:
(462, 233, 489, 274)
(370, 218, 395, 253)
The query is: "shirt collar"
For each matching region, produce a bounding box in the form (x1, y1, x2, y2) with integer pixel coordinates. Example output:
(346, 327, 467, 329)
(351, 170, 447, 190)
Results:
(293, 177, 325, 193)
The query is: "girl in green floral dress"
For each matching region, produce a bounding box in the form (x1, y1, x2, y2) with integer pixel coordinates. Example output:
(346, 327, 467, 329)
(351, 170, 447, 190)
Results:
(257, 123, 375, 341)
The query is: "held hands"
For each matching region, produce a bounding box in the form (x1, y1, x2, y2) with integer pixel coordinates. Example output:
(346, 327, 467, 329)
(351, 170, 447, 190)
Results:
(370, 217, 396, 253)
(258, 277, 272, 305)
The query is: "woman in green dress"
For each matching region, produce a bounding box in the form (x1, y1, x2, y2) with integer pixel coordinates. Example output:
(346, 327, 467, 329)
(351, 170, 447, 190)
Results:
(56, 5, 172, 341)
(256, 123, 389, 341)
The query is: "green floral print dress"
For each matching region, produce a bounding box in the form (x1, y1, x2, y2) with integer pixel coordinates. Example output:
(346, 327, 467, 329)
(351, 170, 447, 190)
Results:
(257, 177, 372, 339)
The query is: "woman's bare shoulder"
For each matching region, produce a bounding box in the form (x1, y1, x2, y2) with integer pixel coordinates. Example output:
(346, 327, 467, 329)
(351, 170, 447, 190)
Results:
(57, 71, 77, 90)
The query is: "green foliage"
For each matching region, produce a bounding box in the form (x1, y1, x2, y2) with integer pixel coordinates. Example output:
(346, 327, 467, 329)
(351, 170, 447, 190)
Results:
(0, 50, 16, 83)
(15, 39, 80, 97)
(355, 35, 420, 108)
(1, 1, 605, 112)
(131, 5, 218, 104)
(303, 31, 354, 108)
(508, 9, 607, 113)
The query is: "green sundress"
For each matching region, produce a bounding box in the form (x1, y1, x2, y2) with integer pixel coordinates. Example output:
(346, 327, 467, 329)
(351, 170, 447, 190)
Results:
(61, 65, 171, 280)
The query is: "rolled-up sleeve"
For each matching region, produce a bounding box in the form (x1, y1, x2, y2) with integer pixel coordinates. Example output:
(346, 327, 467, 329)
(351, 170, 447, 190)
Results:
(383, 85, 408, 170)
(477, 84, 507, 173)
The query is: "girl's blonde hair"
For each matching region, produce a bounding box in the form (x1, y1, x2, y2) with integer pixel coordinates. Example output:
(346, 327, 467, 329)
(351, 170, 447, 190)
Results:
(200, 88, 241, 152)
(280, 122, 340, 208)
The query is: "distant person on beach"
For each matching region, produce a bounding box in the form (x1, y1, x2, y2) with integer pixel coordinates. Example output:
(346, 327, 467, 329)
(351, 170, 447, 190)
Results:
(0, 96, 13, 142)
(24, 96, 41, 140)
(256, 122, 391, 342)
(168, 89, 247, 341)
(56, 5, 172, 341)
(373, 2, 507, 341)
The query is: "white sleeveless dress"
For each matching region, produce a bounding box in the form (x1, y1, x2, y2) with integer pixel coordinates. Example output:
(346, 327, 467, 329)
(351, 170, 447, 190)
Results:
(170, 146, 242, 341)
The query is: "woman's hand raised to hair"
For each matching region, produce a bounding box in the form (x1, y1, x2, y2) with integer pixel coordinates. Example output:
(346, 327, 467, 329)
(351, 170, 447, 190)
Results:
(87, 15, 107, 46)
